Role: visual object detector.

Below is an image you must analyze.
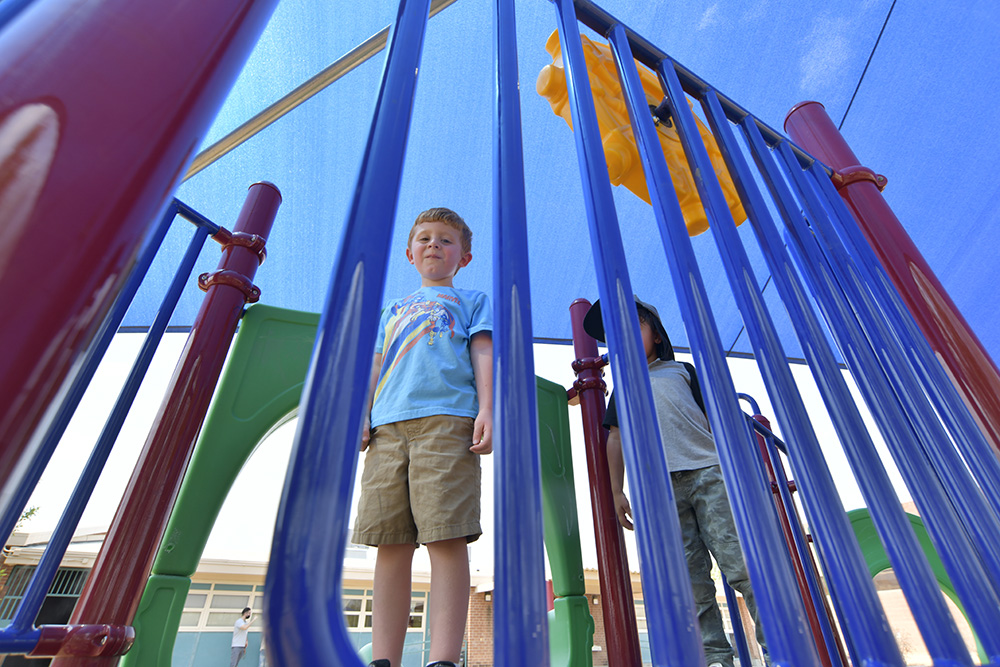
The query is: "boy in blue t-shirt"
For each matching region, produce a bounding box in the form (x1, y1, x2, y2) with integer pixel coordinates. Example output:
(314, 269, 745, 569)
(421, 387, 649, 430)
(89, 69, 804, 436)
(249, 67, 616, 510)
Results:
(353, 207, 492, 667)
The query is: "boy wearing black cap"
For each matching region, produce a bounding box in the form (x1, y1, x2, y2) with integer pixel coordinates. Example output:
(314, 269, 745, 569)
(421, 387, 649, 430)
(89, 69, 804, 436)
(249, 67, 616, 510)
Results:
(584, 296, 765, 667)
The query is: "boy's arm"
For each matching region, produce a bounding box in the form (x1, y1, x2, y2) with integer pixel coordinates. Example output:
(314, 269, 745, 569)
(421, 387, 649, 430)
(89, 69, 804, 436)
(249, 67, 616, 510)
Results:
(360, 353, 382, 451)
(469, 331, 493, 455)
(606, 426, 634, 530)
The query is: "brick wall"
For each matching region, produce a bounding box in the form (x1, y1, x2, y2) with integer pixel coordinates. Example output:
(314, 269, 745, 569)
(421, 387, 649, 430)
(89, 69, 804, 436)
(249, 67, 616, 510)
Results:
(466, 591, 606, 666)
(589, 595, 607, 666)
(465, 591, 492, 666)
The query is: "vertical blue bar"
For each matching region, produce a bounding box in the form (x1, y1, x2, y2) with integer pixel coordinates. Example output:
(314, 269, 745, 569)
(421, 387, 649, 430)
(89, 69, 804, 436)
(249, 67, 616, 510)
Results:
(656, 46, 876, 667)
(767, 135, 1000, 661)
(721, 575, 753, 667)
(609, 23, 821, 663)
(733, 113, 975, 665)
(492, 0, 548, 663)
(0, 200, 177, 543)
(701, 85, 972, 662)
(778, 142, 1000, 597)
(263, 0, 430, 664)
(749, 411, 847, 667)
(3, 225, 211, 638)
(808, 165, 1000, 518)
(0, 0, 35, 32)
(550, 2, 705, 665)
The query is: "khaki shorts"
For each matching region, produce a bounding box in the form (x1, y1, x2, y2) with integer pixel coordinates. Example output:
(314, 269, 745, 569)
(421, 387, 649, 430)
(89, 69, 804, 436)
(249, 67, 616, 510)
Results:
(352, 414, 481, 546)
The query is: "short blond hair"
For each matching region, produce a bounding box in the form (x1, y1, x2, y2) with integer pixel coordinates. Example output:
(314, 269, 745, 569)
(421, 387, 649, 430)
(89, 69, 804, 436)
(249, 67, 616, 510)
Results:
(408, 207, 473, 255)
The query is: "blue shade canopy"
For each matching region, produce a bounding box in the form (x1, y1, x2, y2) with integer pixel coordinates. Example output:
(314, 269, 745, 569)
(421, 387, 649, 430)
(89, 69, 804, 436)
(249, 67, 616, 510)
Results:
(125, 0, 1000, 365)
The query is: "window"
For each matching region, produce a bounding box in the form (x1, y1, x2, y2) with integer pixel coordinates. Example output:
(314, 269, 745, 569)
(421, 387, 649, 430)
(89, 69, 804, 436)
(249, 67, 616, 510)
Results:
(634, 598, 647, 633)
(177, 583, 428, 632)
(179, 583, 264, 631)
(341, 589, 426, 632)
(0, 566, 88, 627)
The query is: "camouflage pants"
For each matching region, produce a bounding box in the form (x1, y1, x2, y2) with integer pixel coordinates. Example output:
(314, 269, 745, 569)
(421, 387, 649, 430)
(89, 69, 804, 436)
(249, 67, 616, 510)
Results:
(673, 464, 766, 667)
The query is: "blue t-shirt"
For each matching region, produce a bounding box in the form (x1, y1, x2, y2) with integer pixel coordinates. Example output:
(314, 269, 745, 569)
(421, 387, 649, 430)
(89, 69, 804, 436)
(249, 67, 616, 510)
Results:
(371, 286, 492, 428)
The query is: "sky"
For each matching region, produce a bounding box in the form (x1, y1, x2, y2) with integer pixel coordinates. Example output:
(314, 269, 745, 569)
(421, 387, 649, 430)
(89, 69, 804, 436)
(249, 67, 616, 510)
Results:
(20, 332, 909, 580)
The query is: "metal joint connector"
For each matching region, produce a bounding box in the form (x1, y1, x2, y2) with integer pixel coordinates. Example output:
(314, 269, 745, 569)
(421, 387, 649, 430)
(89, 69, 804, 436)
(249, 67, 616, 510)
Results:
(198, 270, 261, 303)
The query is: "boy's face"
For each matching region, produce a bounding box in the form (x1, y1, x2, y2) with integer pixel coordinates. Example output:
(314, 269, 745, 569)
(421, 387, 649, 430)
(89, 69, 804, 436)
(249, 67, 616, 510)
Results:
(406, 221, 472, 287)
(639, 318, 661, 364)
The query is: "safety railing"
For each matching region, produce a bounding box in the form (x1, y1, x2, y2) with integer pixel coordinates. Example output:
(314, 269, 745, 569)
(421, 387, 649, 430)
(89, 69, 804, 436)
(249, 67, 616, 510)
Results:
(559, 1, 1000, 665)
(265, 0, 1000, 665)
(0, 188, 279, 660)
(4, 0, 998, 664)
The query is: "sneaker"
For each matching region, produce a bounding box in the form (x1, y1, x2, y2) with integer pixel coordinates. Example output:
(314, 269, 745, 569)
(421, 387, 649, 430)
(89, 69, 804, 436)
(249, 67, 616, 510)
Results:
(425, 662, 458, 667)
(708, 663, 725, 667)
(368, 661, 391, 667)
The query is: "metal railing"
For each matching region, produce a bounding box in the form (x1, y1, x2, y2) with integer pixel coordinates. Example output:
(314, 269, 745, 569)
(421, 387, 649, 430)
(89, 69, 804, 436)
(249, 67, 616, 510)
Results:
(266, 0, 1000, 665)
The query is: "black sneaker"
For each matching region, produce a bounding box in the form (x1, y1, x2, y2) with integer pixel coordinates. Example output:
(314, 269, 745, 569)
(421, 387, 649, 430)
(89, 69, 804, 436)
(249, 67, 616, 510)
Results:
(425, 662, 458, 667)
(368, 661, 391, 667)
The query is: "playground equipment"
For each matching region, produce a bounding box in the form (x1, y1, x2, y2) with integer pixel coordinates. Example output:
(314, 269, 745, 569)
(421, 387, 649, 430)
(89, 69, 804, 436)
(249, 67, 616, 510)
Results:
(114, 305, 593, 666)
(3, 0, 1000, 665)
(537, 29, 746, 236)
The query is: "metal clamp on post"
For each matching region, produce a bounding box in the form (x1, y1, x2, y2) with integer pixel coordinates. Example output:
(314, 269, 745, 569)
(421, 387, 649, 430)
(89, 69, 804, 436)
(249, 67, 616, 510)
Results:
(212, 229, 268, 265)
(831, 164, 888, 192)
(198, 270, 261, 303)
(572, 375, 607, 395)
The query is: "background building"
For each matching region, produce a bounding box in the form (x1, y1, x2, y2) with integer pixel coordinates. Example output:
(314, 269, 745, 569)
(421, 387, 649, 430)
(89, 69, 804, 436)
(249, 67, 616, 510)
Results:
(0, 529, 769, 667)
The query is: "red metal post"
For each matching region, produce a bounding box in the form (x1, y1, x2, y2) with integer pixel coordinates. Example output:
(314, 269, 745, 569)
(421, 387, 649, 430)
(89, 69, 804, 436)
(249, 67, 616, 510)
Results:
(48, 182, 281, 665)
(785, 101, 1000, 455)
(0, 0, 281, 514)
(569, 298, 643, 667)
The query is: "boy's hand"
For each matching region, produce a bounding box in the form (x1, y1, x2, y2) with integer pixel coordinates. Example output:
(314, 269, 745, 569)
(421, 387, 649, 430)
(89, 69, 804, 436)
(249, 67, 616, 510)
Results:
(360, 416, 371, 451)
(470, 409, 493, 455)
(613, 491, 634, 530)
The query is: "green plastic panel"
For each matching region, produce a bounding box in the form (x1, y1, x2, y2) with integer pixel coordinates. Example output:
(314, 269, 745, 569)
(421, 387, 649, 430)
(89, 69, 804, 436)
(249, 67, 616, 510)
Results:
(129, 574, 191, 667)
(847, 508, 984, 662)
(125, 305, 319, 666)
(537, 376, 593, 667)
(537, 376, 586, 598)
(547, 596, 594, 667)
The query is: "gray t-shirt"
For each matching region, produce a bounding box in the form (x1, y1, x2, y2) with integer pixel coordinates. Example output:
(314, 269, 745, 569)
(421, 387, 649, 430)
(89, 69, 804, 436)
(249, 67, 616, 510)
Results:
(604, 359, 718, 472)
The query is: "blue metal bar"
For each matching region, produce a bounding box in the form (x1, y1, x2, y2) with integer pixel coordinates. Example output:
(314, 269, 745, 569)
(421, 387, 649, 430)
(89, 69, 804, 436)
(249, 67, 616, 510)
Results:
(646, 39, 853, 665)
(808, 164, 1000, 520)
(769, 136, 1000, 661)
(549, 3, 704, 665)
(263, 0, 430, 664)
(175, 199, 224, 235)
(730, 114, 973, 664)
(0, 199, 177, 545)
(0, 0, 35, 33)
(748, 414, 847, 667)
(739, 394, 847, 667)
(567, 0, 823, 172)
(721, 574, 754, 667)
(493, 0, 548, 662)
(0, 627, 41, 655)
(0, 224, 210, 642)
(779, 143, 1000, 598)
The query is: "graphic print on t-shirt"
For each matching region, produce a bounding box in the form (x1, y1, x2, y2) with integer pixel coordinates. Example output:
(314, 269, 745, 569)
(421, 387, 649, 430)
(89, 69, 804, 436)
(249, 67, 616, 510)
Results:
(374, 292, 456, 403)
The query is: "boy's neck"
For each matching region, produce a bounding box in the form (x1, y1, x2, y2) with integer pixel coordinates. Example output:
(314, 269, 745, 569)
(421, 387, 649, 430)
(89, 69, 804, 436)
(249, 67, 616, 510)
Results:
(421, 277, 455, 288)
